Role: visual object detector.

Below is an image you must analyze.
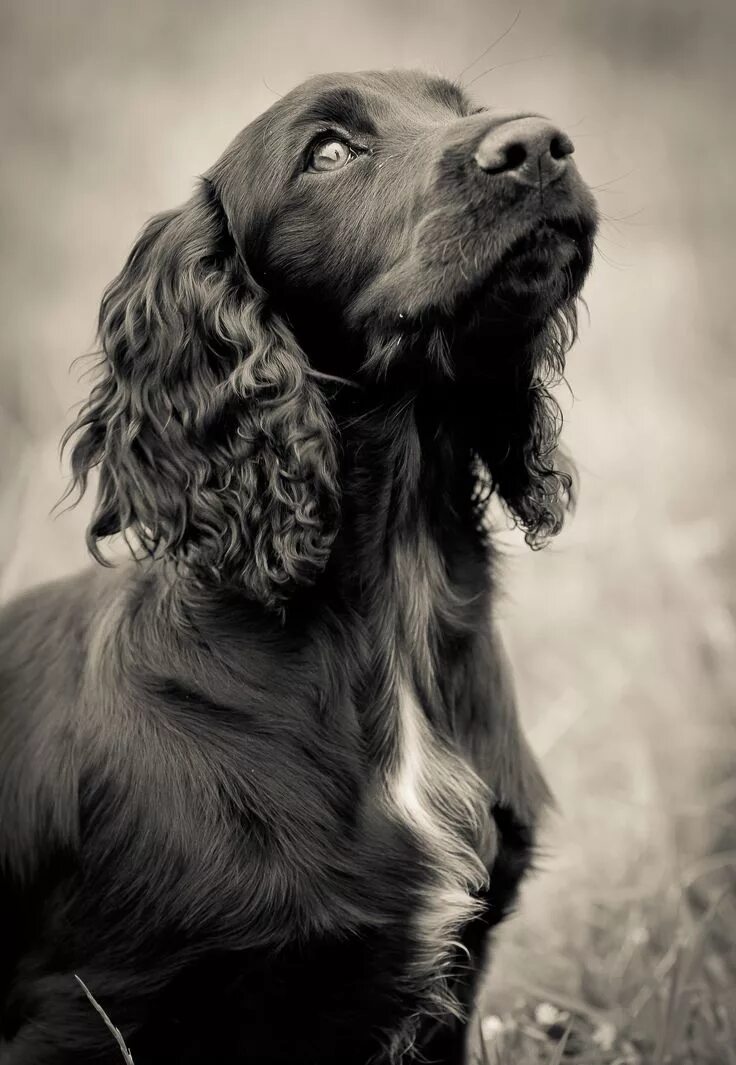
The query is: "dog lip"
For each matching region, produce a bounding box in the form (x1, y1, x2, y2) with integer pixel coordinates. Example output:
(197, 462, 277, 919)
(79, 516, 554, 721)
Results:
(496, 216, 592, 270)
(346, 209, 596, 332)
(434, 213, 595, 326)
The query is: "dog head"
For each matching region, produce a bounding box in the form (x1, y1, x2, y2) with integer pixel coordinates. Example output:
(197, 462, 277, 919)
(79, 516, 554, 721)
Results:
(65, 70, 597, 608)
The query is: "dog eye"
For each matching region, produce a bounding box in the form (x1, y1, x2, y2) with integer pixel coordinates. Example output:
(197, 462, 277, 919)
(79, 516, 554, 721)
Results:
(307, 139, 355, 172)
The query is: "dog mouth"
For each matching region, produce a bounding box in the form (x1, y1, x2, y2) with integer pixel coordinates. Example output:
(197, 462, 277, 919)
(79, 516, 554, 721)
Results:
(347, 205, 596, 341)
(489, 216, 592, 289)
(444, 214, 595, 328)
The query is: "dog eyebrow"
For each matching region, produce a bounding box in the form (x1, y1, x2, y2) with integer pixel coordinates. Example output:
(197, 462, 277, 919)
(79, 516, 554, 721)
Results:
(292, 87, 378, 136)
(424, 77, 471, 115)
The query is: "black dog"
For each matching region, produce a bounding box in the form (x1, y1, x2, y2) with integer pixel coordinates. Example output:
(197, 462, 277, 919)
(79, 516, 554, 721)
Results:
(0, 70, 596, 1064)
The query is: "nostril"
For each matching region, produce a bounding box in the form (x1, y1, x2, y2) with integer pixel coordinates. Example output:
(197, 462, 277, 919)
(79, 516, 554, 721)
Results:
(474, 138, 528, 175)
(504, 142, 527, 170)
(549, 133, 574, 160)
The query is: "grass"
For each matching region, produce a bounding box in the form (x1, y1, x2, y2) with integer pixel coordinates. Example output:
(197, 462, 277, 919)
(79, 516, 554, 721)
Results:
(472, 883, 736, 1064)
(471, 331, 736, 1061)
(75, 977, 136, 1065)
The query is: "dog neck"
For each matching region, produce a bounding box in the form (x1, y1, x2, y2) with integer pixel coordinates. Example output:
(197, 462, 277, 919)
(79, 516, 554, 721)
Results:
(329, 382, 475, 571)
(326, 384, 487, 702)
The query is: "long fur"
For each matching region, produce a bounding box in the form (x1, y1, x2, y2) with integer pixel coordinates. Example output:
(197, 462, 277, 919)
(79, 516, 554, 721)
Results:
(62, 181, 340, 609)
(0, 69, 596, 1065)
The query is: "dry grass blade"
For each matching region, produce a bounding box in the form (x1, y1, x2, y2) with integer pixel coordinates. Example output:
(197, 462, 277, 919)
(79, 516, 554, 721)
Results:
(477, 1013, 492, 1065)
(74, 975, 135, 1065)
(512, 981, 609, 1024)
(546, 1019, 572, 1065)
(653, 942, 688, 1065)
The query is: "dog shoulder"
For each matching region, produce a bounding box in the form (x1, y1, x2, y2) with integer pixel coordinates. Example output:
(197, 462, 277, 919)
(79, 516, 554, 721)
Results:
(0, 565, 139, 876)
(0, 564, 136, 713)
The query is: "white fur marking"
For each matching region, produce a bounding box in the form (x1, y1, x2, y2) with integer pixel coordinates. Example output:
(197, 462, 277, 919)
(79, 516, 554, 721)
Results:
(379, 535, 492, 1061)
(381, 662, 489, 1065)
(393, 678, 438, 838)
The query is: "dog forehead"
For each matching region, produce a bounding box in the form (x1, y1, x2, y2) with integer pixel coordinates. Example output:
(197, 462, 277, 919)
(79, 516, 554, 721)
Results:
(261, 69, 472, 131)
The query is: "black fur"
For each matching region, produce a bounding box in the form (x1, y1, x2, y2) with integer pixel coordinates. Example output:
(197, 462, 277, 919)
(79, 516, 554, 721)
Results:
(0, 70, 596, 1064)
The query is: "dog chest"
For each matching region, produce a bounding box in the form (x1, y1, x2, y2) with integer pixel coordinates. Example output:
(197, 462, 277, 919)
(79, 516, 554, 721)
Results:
(366, 533, 493, 1034)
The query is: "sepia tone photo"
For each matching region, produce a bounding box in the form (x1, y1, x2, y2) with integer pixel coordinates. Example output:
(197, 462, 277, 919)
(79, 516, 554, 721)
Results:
(1, 2, 734, 1063)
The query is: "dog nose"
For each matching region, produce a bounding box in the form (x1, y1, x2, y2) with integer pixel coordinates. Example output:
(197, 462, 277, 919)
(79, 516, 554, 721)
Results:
(474, 118, 574, 187)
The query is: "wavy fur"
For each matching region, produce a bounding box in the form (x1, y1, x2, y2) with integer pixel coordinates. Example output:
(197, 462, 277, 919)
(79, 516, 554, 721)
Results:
(470, 302, 580, 546)
(62, 180, 340, 608)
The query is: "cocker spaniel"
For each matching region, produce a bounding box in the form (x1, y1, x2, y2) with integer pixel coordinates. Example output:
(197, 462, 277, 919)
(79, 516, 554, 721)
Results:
(0, 69, 597, 1064)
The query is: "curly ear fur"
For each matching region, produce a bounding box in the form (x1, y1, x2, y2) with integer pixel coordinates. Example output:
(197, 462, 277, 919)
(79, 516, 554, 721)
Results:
(468, 303, 579, 546)
(62, 180, 340, 608)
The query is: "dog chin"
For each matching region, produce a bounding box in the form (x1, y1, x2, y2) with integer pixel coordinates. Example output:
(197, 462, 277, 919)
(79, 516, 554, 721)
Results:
(459, 224, 592, 324)
(350, 220, 592, 345)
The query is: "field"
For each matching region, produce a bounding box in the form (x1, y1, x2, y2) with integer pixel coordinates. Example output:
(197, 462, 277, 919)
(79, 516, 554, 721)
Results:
(1, 2, 734, 1061)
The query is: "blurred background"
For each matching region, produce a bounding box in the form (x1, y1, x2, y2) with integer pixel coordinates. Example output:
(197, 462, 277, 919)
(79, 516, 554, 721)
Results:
(1, 1, 734, 1061)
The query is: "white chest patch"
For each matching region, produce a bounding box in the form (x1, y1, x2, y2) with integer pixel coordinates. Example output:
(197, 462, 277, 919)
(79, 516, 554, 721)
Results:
(392, 678, 433, 832)
(387, 668, 489, 953)
(379, 536, 493, 1055)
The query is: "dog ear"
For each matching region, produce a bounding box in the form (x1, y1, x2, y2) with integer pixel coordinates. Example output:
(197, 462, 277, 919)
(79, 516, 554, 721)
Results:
(468, 308, 578, 546)
(63, 180, 340, 609)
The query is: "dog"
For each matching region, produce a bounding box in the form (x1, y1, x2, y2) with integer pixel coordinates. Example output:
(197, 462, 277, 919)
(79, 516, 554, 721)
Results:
(0, 69, 597, 1064)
